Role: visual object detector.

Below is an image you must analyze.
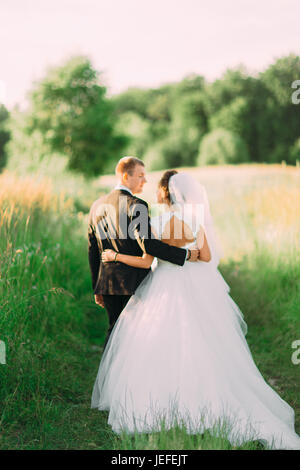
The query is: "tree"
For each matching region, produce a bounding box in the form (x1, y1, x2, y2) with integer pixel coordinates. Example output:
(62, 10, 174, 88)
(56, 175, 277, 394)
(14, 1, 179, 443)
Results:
(25, 56, 127, 176)
(197, 128, 250, 166)
(289, 138, 300, 164)
(171, 91, 208, 137)
(115, 111, 150, 157)
(260, 54, 300, 162)
(112, 55, 300, 168)
(111, 87, 153, 119)
(171, 74, 205, 97)
(143, 140, 167, 171)
(144, 125, 200, 171)
(203, 67, 251, 115)
(204, 68, 273, 162)
(5, 107, 67, 176)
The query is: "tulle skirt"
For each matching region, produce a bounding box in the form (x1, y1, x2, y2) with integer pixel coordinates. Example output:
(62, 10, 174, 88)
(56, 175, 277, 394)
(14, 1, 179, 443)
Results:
(91, 260, 300, 450)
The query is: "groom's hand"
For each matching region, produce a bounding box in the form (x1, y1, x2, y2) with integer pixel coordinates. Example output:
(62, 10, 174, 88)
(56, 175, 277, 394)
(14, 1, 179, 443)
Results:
(187, 249, 200, 262)
(95, 294, 105, 308)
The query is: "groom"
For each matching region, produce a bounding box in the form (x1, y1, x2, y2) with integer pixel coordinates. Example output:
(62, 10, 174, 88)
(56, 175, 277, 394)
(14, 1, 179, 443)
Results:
(88, 156, 200, 348)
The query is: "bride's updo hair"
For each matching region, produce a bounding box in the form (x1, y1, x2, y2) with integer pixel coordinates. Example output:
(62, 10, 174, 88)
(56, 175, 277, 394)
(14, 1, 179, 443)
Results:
(158, 170, 178, 203)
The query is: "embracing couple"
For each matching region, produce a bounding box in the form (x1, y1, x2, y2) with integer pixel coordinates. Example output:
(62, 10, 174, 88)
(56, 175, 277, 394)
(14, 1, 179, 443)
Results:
(87, 156, 300, 450)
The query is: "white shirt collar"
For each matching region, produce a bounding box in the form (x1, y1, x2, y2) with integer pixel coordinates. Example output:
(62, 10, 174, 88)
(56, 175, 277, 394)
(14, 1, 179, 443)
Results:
(114, 183, 133, 195)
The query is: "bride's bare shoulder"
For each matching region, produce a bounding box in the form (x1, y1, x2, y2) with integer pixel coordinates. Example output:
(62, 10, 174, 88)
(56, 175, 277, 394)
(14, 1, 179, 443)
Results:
(161, 213, 195, 248)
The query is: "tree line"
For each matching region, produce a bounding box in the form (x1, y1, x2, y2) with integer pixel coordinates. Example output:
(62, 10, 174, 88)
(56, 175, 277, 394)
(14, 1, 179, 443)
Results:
(1, 53, 300, 177)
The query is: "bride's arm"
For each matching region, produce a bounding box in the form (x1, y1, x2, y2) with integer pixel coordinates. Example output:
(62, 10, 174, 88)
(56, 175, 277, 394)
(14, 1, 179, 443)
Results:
(196, 226, 211, 262)
(102, 249, 154, 269)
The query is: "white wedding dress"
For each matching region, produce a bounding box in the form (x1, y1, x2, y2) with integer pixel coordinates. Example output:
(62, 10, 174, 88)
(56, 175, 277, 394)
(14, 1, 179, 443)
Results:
(91, 178, 300, 450)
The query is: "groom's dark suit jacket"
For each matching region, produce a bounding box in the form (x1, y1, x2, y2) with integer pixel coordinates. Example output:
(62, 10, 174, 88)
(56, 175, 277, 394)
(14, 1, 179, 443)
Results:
(88, 189, 186, 295)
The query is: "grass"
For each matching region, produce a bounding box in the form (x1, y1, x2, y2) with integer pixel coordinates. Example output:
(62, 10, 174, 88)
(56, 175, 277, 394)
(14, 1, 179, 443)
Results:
(0, 163, 299, 449)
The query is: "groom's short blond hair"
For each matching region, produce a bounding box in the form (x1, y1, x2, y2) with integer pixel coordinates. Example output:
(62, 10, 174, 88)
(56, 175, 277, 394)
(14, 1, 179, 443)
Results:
(115, 156, 144, 176)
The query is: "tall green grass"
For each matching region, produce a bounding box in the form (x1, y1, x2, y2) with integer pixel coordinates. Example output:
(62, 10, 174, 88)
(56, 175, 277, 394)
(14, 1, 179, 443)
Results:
(0, 173, 108, 448)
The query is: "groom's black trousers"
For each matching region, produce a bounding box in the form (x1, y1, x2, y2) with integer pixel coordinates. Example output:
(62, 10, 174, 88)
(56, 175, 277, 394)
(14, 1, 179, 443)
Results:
(102, 294, 131, 350)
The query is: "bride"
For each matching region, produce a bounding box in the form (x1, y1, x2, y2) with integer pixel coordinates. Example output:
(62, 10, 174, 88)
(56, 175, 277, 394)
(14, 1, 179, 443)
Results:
(91, 170, 300, 450)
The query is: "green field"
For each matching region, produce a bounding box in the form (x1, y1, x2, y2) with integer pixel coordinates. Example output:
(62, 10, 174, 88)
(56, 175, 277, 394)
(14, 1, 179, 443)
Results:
(0, 164, 299, 450)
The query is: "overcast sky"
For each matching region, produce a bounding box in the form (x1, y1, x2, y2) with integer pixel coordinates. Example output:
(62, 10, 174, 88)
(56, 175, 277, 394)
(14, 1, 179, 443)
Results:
(1, 0, 299, 109)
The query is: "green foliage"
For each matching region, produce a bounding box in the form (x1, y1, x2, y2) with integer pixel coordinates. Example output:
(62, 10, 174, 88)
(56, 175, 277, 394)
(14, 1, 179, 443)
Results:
(171, 74, 205, 97)
(111, 87, 153, 119)
(147, 92, 171, 121)
(24, 56, 127, 176)
(260, 54, 300, 161)
(115, 111, 150, 157)
(289, 138, 300, 164)
(204, 70, 274, 163)
(116, 75, 207, 170)
(110, 60, 300, 168)
(143, 140, 166, 171)
(144, 126, 200, 171)
(171, 91, 209, 137)
(6, 108, 54, 173)
(4, 53, 300, 180)
(261, 54, 300, 106)
(210, 96, 248, 138)
(0, 105, 10, 170)
(147, 120, 170, 141)
(197, 128, 250, 165)
(5, 109, 101, 212)
(162, 126, 200, 167)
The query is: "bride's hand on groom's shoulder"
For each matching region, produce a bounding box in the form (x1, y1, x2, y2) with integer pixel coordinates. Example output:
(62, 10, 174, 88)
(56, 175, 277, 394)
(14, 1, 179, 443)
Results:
(101, 249, 117, 263)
